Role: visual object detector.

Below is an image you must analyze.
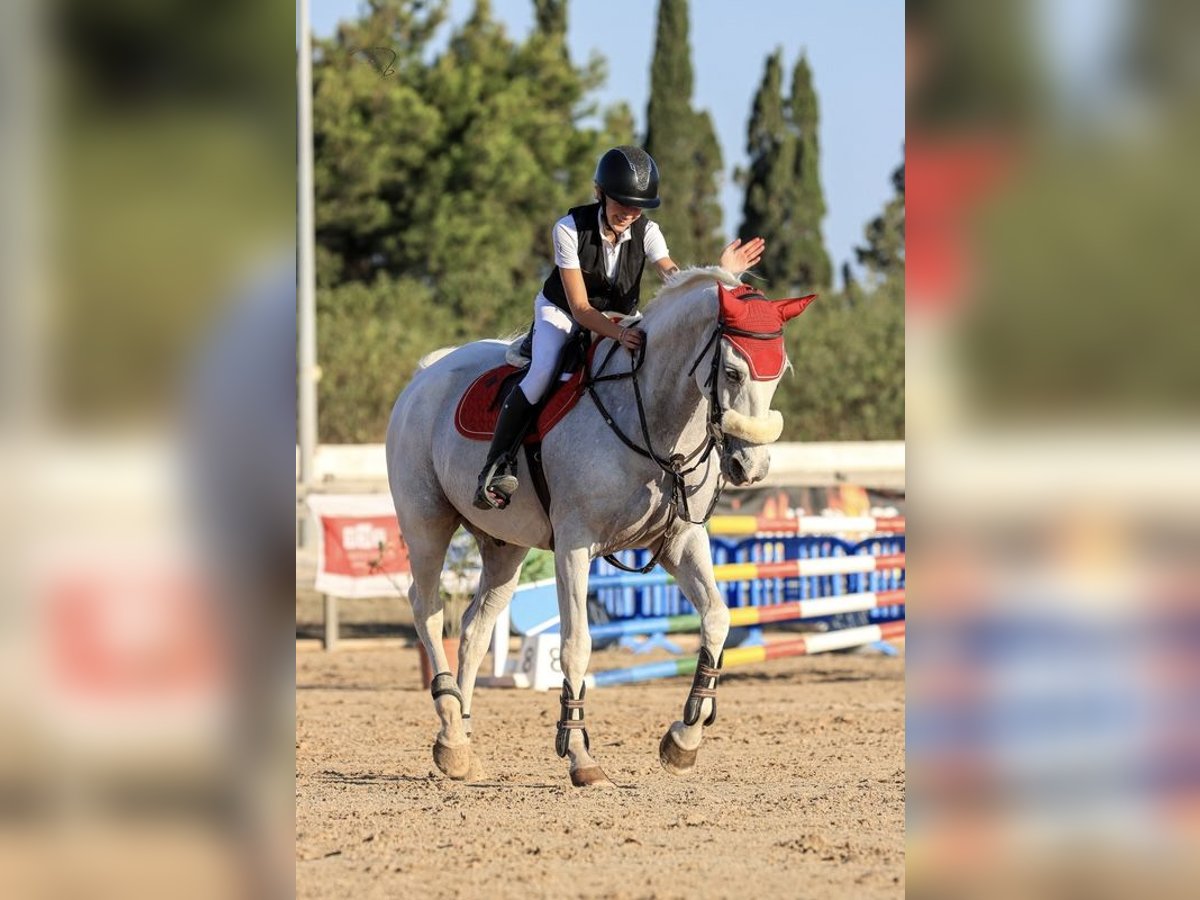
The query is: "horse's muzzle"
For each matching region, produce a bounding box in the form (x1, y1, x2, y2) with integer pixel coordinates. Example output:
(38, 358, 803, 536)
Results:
(720, 437, 771, 486)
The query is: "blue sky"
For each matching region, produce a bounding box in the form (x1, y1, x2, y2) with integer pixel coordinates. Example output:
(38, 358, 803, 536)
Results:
(309, 0, 905, 281)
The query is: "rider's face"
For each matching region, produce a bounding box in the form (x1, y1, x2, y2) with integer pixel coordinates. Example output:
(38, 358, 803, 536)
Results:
(605, 197, 643, 235)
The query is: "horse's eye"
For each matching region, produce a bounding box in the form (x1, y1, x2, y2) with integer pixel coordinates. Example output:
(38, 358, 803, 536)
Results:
(724, 367, 743, 384)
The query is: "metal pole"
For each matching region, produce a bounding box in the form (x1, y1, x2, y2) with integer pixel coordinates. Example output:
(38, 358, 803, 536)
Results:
(297, 0, 318, 545)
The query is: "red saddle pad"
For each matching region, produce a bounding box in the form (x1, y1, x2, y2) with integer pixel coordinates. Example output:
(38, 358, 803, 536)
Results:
(454, 352, 592, 443)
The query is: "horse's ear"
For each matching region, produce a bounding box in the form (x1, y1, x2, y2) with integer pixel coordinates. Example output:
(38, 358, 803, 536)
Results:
(776, 294, 818, 322)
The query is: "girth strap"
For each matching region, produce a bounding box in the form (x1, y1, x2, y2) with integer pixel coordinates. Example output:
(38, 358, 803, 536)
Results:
(523, 442, 554, 549)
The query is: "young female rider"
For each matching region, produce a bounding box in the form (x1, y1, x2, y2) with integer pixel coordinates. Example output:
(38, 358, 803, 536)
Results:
(474, 145, 765, 510)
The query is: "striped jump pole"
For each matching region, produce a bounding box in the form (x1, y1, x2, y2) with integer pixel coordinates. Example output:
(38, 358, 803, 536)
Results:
(707, 515, 905, 536)
(589, 553, 905, 590)
(586, 589, 905, 641)
(587, 621, 906, 688)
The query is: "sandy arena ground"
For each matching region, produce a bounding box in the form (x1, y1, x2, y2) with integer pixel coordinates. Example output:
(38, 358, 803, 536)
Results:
(297, 639, 904, 899)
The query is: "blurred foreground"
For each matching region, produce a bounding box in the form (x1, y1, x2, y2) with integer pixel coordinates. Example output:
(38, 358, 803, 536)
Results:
(1, 1, 294, 897)
(908, 1, 1200, 896)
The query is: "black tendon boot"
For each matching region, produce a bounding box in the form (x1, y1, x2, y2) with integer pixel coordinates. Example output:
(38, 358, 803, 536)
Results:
(473, 386, 537, 510)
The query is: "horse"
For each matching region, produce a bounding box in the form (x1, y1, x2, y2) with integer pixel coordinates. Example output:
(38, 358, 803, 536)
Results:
(385, 266, 815, 786)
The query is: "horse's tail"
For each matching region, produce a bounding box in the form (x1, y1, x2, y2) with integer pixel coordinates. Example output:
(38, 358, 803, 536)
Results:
(416, 346, 458, 371)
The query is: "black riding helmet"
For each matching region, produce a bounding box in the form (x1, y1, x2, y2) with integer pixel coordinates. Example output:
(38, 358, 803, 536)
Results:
(594, 146, 661, 209)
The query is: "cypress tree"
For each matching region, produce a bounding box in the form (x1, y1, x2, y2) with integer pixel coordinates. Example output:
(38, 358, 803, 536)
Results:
(643, 0, 724, 266)
(738, 50, 832, 294)
(533, 0, 566, 41)
(789, 54, 832, 291)
(687, 110, 725, 263)
(312, 0, 615, 439)
(602, 102, 637, 148)
(738, 49, 791, 287)
(856, 156, 905, 284)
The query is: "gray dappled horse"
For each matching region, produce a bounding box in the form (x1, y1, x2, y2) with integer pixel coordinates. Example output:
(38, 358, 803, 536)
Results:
(385, 267, 814, 786)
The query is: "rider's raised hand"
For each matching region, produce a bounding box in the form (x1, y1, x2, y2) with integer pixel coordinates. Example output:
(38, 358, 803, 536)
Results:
(720, 236, 766, 275)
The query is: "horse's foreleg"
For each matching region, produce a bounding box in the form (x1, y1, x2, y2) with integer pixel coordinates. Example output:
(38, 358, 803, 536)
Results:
(657, 525, 732, 775)
(453, 540, 527, 780)
(554, 543, 613, 787)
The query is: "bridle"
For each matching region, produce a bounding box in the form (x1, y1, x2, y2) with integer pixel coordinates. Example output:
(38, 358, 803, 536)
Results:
(687, 313, 782, 446)
(583, 287, 778, 573)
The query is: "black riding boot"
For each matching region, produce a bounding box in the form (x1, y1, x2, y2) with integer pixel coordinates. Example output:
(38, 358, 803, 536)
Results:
(473, 386, 537, 510)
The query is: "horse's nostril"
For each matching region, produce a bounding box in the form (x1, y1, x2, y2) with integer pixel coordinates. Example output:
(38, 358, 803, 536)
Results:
(729, 458, 746, 483)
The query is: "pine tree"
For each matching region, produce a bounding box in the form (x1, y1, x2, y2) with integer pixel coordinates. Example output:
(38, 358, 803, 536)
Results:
(311, 0, 616, 440)
(789, 54, 832, 292)
(312, 0, 448, 284)
(643, 0, 724, 266)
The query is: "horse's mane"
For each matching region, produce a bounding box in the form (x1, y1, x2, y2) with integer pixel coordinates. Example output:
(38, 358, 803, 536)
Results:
(658, 265, 743, 299)
(641, 266, 742, 332)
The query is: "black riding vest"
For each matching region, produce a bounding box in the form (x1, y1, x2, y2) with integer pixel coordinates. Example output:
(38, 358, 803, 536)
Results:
(541, 203, 649, 316)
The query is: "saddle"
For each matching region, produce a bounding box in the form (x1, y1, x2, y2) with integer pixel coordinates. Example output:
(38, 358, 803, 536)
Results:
(454, 340, 592, 444)
(455, 311, 642, 444)
(457, 312, 640, 523)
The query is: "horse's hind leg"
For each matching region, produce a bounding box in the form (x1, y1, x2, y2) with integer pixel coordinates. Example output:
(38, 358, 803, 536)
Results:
(402, 518, 474, 779)
(656, 524, 732, 775)
(453, 534, 527, 776)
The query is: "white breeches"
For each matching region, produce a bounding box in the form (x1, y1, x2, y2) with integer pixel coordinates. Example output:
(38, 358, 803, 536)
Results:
(517, 294, 578, 404)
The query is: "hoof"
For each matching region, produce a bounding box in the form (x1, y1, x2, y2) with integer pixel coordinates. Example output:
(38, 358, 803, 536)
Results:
(432, 739, 472, 780)
(570, 765, 615, 788)
(659, 731, 698, 776)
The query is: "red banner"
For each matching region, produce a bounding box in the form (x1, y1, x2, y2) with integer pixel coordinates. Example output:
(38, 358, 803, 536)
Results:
(320, 515, 409, 578)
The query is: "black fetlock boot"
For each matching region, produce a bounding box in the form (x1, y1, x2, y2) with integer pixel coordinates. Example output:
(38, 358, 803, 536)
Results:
(556, 679, 611, 787)
(473, 386, 537, 510)
(682, 648, 723, 727)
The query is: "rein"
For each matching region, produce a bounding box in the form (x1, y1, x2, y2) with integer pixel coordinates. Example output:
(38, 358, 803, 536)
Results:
(584, 327, 729, 574)
(582, 282, 780, 574)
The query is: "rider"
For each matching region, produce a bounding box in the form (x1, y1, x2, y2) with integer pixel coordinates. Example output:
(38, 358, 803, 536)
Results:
(474, 145, 766, 510)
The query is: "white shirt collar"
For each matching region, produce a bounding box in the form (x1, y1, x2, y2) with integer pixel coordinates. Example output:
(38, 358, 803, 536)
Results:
(597, 205, 633, 246)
